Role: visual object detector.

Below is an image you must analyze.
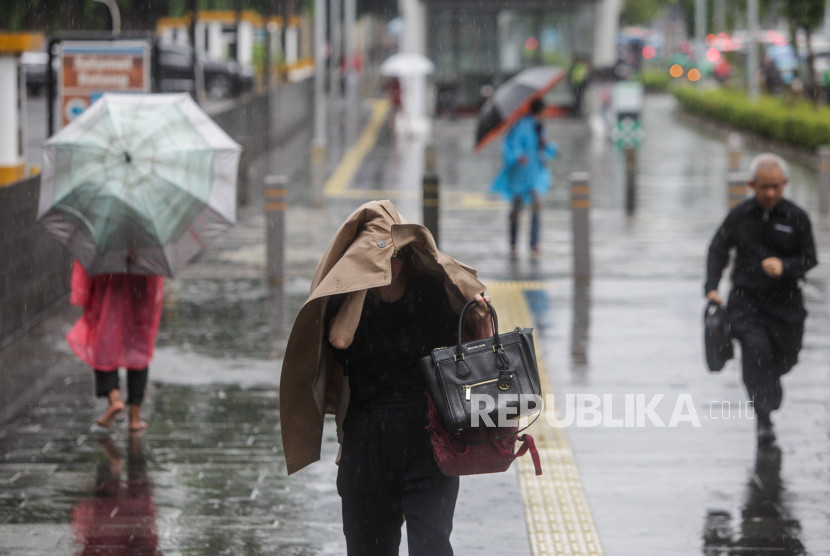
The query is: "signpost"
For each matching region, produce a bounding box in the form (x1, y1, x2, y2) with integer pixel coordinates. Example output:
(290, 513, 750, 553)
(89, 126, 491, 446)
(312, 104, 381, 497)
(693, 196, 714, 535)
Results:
(610, 81, 644, 149)
(58, 41, 151, 129)
(611, 81, 644, 214)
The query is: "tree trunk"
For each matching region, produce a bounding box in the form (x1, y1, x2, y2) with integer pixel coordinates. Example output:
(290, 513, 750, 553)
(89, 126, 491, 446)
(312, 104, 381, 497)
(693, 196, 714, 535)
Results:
(805, 28, 819, 107)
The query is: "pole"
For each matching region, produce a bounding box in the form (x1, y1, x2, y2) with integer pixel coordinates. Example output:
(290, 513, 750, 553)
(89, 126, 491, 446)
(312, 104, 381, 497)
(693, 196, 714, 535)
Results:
(330, 0, 341, 102)
(747, 0, 759, 102)
(344, 0, 358, 139)
(0, 33, 41, 185)
(422, 143, 440, 246)
(0, 55, 23, 185)
(818, 146, 830, 216)
(727, 132, 742, 172)
(312, 0, 328, 205)
(713, 0, 725, 32)
(187, 0, 202, 101)
(264, 174, 287, 285)
(93, 0, 121, 36)
(728, 171, 748, 208)
(625, 147, 637, 215)
(570, 172, 592, 283)
(237, 138, 250, 207)
(695, 0, 706, 65)
(571, 278, 591, 366)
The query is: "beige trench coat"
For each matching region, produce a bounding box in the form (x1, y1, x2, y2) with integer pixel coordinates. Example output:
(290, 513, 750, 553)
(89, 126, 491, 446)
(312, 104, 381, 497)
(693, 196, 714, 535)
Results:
(280, 200, 487, 474)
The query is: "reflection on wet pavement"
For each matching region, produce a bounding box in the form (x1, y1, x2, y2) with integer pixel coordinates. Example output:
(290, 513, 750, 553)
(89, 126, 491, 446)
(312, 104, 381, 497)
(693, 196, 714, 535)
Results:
(570, 279, 591, 369)
(158, 278, 303, 360)
(703, 445, 805, 555)
(72, 435, 159, 554)
(0, 379, 344, 554)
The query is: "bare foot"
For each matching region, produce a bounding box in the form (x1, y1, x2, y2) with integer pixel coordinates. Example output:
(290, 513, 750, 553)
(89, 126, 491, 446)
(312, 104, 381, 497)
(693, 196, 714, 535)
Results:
(129, 421, 148, 432)
(95, 401, 124, 428)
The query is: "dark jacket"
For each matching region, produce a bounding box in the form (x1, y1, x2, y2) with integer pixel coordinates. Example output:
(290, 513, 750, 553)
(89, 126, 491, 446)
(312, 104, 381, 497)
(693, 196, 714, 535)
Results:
(706, 198, 817, 296)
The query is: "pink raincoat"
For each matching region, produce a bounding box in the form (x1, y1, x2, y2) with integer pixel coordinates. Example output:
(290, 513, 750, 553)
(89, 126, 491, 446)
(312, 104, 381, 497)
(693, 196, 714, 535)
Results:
(67, 261, 164, 371)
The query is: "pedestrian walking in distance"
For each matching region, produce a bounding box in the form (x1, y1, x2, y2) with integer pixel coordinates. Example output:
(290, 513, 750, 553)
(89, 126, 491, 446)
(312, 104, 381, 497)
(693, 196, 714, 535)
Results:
(705, 153, 817, 444)
(490, 98, 558, 256)
(279, 200, 493, 555)
(67, 261, 164, 431)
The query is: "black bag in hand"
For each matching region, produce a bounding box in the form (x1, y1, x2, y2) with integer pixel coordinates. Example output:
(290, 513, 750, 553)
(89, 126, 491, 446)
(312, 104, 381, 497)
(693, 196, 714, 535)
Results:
(419, 299, 542, 433)
(704, 301, 733, 372)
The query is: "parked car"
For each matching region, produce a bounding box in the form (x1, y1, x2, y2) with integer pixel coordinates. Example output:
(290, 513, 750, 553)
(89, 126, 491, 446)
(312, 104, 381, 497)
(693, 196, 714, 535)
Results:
(157, 44, 254, 100)
(21, 51, 48, 96)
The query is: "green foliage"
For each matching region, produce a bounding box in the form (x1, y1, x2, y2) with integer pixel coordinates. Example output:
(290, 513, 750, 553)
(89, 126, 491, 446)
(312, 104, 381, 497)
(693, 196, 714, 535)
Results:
(639, 68, 673, 92)
(781, 0, 825, 33)
(674, 86, 830, 150)
(620, 0, 664, 26)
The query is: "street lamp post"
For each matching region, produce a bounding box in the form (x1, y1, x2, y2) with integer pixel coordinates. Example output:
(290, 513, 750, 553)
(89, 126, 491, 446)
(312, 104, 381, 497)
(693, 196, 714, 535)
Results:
(93, 0, 121, 36)
(311, 0, 328, 205)
(331, 0, 342, 103)
(747, 0, 759, 102)
(695, 0, 706, 68)
(344, 0, 359, 139)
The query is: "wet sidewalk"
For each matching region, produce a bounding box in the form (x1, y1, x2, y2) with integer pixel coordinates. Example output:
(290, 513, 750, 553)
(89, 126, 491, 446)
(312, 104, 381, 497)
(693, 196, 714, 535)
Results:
(2, 92, 830, 555)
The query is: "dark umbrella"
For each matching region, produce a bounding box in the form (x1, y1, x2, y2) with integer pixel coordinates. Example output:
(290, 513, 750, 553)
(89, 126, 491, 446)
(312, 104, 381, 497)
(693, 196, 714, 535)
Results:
(474, 66, 566, 152)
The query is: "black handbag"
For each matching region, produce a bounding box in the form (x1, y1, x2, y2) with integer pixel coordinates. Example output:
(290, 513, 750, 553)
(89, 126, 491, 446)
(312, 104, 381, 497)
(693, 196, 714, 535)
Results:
(419, 299, 542, 434)
(704, 301, 733, 372)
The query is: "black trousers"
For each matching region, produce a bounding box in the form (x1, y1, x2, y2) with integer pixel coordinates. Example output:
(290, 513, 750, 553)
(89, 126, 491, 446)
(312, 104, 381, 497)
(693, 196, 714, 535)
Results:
(94, 368, 149, 406)
(510, 193, 540, 249)
(337, 396, 459, 556)
(728, 288, 806, 417)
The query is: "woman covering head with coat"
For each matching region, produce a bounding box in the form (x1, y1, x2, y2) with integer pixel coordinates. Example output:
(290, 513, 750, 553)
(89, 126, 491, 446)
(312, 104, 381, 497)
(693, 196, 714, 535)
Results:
(280, 200, 493, 555)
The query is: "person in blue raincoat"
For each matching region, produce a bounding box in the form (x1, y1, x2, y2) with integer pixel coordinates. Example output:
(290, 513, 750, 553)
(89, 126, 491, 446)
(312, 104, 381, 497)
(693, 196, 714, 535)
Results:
(491, 98, 558, 256)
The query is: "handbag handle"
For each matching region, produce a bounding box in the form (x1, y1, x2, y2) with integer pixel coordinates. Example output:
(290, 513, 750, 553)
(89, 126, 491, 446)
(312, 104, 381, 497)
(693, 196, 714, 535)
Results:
(705, 300, 722, 316)
(455, 298, 500, 361)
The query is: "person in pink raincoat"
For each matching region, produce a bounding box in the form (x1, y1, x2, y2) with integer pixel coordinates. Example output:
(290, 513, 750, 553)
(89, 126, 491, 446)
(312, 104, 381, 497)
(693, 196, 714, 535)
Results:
(67, 261, 164, 431)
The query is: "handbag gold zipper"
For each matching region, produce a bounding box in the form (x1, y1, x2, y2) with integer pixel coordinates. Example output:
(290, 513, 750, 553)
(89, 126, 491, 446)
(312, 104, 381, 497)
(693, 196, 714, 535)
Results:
(462, 378, 499, 400)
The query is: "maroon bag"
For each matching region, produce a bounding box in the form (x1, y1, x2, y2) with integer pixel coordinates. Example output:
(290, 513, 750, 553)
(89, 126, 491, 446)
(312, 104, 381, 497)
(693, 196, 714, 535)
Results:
(427, 397, 542, 476)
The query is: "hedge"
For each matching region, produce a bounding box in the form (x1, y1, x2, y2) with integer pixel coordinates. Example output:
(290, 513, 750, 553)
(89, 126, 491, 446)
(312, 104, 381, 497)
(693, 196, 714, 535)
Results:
(673, 87, 830, 150)
(639, 69, 673, 92)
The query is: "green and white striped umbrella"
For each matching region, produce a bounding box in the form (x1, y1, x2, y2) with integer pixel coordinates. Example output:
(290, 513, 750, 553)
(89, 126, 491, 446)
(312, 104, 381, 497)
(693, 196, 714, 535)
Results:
(37, 93, 241, 276)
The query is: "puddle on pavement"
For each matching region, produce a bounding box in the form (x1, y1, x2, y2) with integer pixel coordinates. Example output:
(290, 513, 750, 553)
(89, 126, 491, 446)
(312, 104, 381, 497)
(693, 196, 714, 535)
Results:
(0, 275, 346, 554)
(158, 277, 308, 360)
(702, 445, 806, 555)
(0, 382, 343, 554)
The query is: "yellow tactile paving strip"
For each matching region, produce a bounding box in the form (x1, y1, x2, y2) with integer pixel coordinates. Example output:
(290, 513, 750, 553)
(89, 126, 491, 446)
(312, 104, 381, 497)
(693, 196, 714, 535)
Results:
(488, 281, 604, 556)
(321, 98, 505, 210)
(323, 99, 391, 197)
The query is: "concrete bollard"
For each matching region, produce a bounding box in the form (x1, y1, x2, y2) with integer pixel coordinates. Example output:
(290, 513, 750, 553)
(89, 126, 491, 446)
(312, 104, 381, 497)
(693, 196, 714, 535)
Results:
(422, 143, 440, 247)
(728, 171, 748, 208)
(571, 279, 591, 367)
(310, 138, 326, 207)
(818, 145, 830, 216)
(727, 132, 743, 173)
(236, 136, 251, 208)
(264, 174, 287, 285)
(570, 172, 591, 282)
(624, 147, 637, 215)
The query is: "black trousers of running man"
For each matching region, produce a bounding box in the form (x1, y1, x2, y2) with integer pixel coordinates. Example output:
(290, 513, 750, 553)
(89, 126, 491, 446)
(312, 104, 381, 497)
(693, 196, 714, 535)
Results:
(727, 288, 806, 417)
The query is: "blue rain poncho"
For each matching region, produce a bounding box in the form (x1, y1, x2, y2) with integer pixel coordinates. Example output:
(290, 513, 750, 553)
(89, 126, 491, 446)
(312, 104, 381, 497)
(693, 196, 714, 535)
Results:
(490, 115, 558, 204)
